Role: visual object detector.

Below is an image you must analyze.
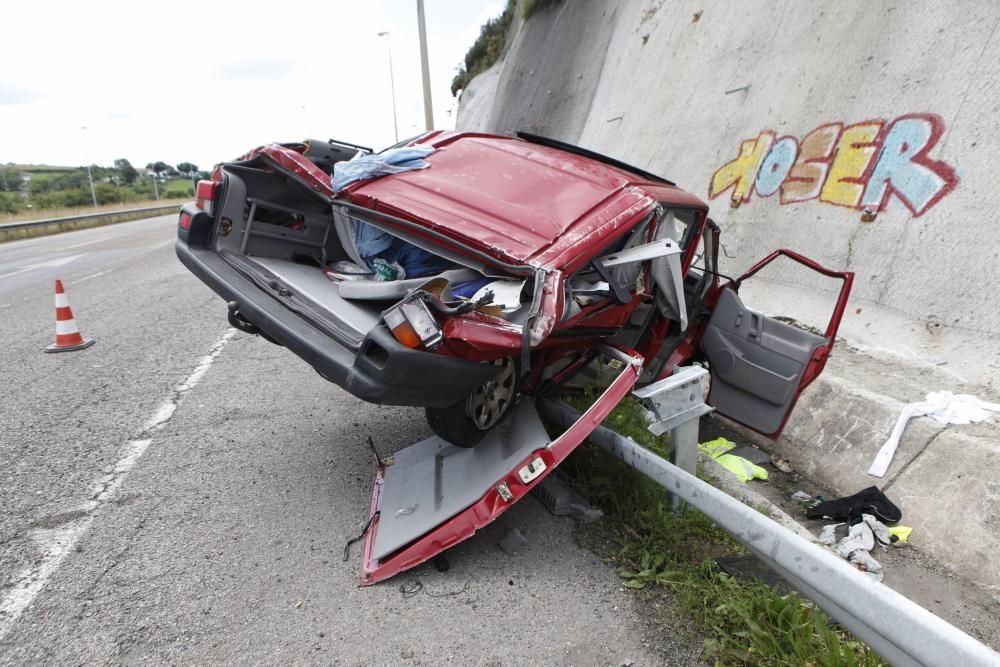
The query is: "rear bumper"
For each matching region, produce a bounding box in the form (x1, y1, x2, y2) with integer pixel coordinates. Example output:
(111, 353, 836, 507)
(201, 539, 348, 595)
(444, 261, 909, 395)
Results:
(175, 238, 498, 408)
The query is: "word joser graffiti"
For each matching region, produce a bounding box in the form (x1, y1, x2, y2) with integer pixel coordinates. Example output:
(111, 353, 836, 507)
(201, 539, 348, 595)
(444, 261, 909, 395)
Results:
(709, 114, 957, 217)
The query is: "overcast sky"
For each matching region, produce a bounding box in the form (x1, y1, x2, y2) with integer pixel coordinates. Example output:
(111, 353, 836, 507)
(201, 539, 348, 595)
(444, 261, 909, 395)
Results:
(0, 0, 503, 170)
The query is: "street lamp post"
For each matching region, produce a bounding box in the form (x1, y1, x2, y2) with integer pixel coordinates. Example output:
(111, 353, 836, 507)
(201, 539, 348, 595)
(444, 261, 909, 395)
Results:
(80, 126, 98, 208)
(377, 31, 399, 143)
(416, 0, 434, 131)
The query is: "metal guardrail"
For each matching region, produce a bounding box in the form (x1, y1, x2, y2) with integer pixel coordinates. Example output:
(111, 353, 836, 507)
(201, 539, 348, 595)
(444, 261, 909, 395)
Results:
(0, 204, 180, 232)
(541, 398, 1000, 667)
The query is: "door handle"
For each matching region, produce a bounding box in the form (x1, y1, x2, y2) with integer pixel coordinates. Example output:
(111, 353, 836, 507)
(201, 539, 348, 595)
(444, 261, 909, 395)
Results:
(749, 313, 762, 340)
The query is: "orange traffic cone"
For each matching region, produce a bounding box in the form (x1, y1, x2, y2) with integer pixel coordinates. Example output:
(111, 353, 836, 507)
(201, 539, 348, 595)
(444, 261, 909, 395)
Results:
(44, 279, 95, 353)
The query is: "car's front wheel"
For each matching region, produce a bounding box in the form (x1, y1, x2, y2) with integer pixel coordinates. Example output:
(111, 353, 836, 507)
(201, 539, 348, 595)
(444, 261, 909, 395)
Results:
(425, 357, 518, 448)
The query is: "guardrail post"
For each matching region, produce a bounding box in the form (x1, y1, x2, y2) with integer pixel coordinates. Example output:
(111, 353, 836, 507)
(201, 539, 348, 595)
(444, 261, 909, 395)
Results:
(631, 366, 713, 509)
(540, 397, 1000, 667)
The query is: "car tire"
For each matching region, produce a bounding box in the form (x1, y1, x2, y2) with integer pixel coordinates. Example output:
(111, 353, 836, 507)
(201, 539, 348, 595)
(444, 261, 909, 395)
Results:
(425, 357, 519, 448)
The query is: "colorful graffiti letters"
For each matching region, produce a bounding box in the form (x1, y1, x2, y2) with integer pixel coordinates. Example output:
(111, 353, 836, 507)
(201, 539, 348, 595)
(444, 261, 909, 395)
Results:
(709, 114, 957, 217)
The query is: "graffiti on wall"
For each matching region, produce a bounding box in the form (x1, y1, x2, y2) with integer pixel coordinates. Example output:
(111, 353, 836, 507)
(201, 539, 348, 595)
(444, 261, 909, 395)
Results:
(708, 114, 957, 218)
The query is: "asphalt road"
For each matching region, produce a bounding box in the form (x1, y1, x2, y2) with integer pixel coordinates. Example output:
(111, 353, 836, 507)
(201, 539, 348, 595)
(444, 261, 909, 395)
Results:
(0, 217, 698, 665)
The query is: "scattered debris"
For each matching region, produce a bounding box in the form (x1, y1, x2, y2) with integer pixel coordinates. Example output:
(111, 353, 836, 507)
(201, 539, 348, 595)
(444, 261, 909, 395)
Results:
(715, 555, 796, 595)
(692, 10, 703, 22)
(791, 490, 824, 512)
(869, 390, 1000, 477)
(365, 436, 393, 469)
(532, 476, 604, 522)
(819, 514, 892, 582)
(433, 555, 450, 572)
(343, 512, 379, 562)
(806, 486, 901, 524)
(400, 578, 471, 599)
(498, 528, 529, 556)
(889, 526, 913, 544)
(770, 454, 794, 474)
(700, 438, 768, 482)
(729, 444, 771, 465)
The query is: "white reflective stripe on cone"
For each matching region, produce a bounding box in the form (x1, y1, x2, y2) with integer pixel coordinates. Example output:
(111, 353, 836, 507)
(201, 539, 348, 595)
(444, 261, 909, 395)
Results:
(55, 292, 69, 308)
(55, 319, 80, 335)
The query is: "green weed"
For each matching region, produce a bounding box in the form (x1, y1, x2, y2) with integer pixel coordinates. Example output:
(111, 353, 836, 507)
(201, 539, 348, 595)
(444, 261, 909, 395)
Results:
(556, 391, 887, 666)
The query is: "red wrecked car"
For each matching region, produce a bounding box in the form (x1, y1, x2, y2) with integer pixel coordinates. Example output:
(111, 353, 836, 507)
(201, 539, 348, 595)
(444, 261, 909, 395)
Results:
(176, 130, 852, 583)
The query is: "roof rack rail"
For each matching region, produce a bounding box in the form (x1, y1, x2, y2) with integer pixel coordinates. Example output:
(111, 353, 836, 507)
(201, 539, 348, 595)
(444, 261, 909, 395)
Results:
(516, 131, 675, 186)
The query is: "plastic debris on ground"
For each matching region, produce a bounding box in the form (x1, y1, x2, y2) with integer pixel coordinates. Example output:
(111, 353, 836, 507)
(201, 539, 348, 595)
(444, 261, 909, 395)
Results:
(532, 476, 604, 522)
(869, 390, 1000, 477)
(698, 437, 768, 483)
(805, 485, 901, 524)
(819, 513, 892, 582)
(888, 525, 913, 543)
(790, 490, 825, 512)
(728, 443, 771, 465)
(715, 555, 797, 596)
(331, 145, 436, 192)
(770, 454, 794, 474)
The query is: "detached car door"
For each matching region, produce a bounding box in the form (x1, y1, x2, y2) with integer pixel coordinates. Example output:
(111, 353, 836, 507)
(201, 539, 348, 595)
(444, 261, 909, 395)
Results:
(700, 250, 853, 438)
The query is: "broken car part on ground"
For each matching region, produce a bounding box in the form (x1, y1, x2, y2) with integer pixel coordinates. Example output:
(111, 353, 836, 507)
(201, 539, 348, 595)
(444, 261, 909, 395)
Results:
(175, 131, 854, 583)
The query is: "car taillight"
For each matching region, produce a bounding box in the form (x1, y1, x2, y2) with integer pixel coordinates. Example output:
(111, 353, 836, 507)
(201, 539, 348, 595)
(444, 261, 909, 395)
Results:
(196, 180, 219, 215)
(178, 211, 192, 230)
(384, 300, 442, 349)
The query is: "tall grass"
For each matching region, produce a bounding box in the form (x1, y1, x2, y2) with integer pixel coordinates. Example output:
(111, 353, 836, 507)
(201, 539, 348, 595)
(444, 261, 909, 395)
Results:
(558, 391, 888, 666)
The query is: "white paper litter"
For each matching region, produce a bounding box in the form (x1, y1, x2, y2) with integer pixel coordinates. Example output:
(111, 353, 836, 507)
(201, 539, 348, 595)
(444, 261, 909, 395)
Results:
(868, 391, 1000, 477)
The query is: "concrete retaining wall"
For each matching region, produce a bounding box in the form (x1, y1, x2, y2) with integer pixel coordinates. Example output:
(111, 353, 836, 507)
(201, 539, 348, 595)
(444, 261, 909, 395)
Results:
(458, 0, 1000, 389)
(457, 0, 1000, 588)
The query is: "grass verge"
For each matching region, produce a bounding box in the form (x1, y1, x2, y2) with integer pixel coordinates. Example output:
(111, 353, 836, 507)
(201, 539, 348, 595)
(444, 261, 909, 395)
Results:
(558, 391, 888, 666)
(0, 200, 185, 244)
(0, 198, 185, 226)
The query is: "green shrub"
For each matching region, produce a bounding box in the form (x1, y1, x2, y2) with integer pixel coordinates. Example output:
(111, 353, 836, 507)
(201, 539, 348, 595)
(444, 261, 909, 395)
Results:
(162, 184, 193, 199)
(554, 389, 887, 665)
(0, 192, 23, 214)
(450, 0, 515, 96)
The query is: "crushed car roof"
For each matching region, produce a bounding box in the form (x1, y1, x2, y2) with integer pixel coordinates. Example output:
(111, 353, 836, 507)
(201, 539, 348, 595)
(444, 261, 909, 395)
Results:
(234, 132, 707, 269)
(343, 131, 707, 268)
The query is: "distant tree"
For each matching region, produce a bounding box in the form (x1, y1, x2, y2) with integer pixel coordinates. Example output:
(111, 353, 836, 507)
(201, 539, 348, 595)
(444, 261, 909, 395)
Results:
(114, 158, 138, 184)
(176, 162, 198, 175)
(0, 165, 22, 193)
(0, 192, 22, 213)
(50, 169, 90, 191)
(148, 161, 172, 175)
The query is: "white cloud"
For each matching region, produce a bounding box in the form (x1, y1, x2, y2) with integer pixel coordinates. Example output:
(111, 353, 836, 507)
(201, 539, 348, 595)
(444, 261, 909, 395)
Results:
(0, 0, 505, 170)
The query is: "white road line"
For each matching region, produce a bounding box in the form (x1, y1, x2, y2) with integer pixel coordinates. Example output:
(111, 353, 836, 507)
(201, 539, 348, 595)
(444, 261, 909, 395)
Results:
(0, 328, 237, 641)
(0, 253, 86, 281)
(60, 236, 111, 250)
(76, 268, 113, 283)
